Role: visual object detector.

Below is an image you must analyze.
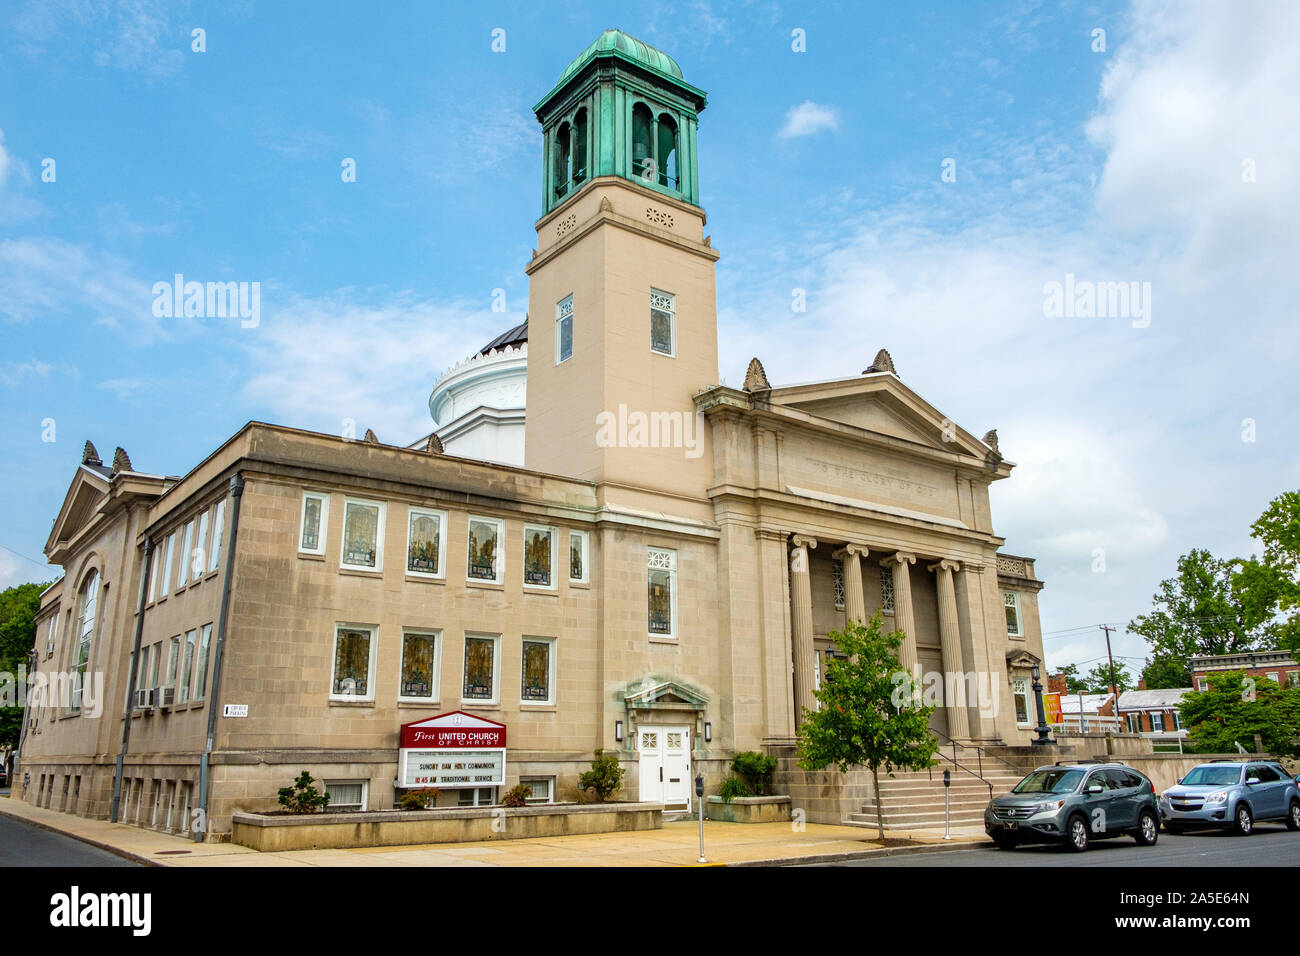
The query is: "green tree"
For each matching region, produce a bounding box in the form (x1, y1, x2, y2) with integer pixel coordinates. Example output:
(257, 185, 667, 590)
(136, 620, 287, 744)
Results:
(796, 614, 937, 841)
(1081, 662, 1135, 694)
(1141, 654, 1192, 690)
(1054, 663, 1087, 695)
(1178, 670, 1300, 758)
(0, 581, 52, 750)
(1127, 549, 1276, 686)
(1234, 491, 1300, 656)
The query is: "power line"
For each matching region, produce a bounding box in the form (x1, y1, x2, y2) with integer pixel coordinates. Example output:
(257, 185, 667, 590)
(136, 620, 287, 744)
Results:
(0, 542, 57, 573)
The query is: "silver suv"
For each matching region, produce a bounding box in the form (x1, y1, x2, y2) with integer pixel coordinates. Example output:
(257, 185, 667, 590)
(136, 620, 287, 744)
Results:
(1159, 760, 1300, 835)
(985, 761, 1160, 852)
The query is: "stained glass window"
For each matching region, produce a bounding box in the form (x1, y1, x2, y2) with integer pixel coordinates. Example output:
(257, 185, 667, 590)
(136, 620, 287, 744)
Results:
(467, 517, 502, 582)
(650, 289, 675, 356)
(332, 625, 373, 698)
(300, 493, 326, 553)
(407, 509, 443, 576)
(648, 547, 676, 637)
(569, 530, 587, 583)
(556, 295, 573, 363)
(524, 525, 553, 587)
(342, 500, 382, 570)
(463, 635, 496, 700)
(1004, 590, 1022, 636)
(400, 631, 437, 699)
(521, 639, 552, 702)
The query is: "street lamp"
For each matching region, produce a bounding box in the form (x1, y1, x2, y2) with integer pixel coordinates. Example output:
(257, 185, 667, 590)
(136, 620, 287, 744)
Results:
(1031, 664, 1054, 746)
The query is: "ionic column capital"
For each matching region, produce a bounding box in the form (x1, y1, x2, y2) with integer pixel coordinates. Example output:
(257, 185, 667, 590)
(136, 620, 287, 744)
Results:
(832, 543, 869, 560)
(927, 558, 962, 574)
(791, 534, 818, 551)
(880, 550, 916, 568)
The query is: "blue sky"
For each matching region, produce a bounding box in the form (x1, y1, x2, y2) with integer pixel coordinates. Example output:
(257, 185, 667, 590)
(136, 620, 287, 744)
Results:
(3, 0, 1298, 678)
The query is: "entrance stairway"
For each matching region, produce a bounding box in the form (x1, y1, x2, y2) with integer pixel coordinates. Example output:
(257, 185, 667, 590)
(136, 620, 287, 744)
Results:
(844, 766, 1025, 831)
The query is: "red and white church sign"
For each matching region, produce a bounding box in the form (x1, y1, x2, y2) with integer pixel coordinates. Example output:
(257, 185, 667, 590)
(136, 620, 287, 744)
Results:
(398, 712, 507, 789)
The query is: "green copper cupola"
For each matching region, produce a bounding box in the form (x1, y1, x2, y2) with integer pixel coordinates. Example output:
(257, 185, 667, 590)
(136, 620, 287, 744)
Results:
(534, 29, 707, 214)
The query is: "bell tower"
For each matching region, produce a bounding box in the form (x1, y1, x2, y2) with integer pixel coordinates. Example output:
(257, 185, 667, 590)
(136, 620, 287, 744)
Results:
(525, 29, 719, 518)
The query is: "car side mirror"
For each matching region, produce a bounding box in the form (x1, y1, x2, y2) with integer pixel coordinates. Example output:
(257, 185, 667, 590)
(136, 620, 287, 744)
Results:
(1087, 783, 1104, 794)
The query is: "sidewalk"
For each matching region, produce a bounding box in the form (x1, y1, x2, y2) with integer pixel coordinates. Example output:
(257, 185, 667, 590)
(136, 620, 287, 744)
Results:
(0, 796, 987, 867)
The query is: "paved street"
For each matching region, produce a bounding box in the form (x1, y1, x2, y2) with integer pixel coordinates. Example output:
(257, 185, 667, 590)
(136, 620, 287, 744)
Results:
(825, 824, 1299, 866)
(0, 813, 138, 867)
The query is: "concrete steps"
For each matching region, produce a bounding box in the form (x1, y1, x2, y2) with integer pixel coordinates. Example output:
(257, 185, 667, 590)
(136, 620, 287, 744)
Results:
(843, 760, 1025, 831)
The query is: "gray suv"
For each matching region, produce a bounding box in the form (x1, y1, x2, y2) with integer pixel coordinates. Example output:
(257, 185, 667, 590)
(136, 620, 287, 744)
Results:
(1159, 760, 1300, 835)
(984, 762, 1160, 852)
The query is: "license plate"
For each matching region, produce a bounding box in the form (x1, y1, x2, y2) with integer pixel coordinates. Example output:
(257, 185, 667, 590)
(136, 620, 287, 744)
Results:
(1003, 822, 1018, 830)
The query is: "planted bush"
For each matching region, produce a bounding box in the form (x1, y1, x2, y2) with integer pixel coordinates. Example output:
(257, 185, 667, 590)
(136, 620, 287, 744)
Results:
(578, 749, 625, 802)
(277, 771, 331, 814)
(397, 787, 439, 810)
(500, 784, 533, 808)
(730, 751, 777, 796)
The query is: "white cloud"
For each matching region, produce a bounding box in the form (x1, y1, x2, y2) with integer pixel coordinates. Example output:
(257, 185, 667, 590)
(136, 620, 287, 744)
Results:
(778, 101, 839, 139)
(0, 238, 158, 335)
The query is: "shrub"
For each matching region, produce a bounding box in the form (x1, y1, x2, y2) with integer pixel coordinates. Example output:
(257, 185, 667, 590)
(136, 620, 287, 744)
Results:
(397, 787, 439, 810)
(731, 751, 777, 796)
(277, 771, 331, 814)
(717, 775, 752, 803)
(500, 784, 532, 808)
(578, 749, 625, 802)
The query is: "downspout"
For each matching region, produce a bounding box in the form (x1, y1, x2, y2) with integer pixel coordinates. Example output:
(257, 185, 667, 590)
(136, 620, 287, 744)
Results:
(195, 473, 244, 842)
(15, 646, 38, 793)
(110, 535, 154, 822)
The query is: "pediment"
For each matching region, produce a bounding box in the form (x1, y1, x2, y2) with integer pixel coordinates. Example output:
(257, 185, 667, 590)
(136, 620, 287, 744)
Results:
(45, 467, 111, 557)
(624, 680, 708, 710)
(773, 375, 993, 460)
(1006, 649, 1041, 670)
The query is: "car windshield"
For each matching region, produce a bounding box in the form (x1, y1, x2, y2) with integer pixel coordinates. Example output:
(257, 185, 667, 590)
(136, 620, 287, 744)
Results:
(1012, 769, 1083, 794)
(1180, 766, 1242, 787)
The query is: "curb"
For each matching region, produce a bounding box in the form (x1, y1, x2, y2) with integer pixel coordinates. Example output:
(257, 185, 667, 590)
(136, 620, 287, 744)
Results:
(728, 838, 986, 867)
(0, 804, 162, 867)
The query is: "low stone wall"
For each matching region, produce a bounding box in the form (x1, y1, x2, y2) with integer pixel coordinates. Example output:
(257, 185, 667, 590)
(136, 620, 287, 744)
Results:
(705, 795, 791, 823)
(231, 801, 664, 852)
(768, 745, 874, 825)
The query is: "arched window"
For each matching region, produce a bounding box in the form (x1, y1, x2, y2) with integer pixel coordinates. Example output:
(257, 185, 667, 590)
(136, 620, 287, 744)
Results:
(573, 109, 588, 184)
(554, 122, 572, 198)
(657, 114, 678, 189)
(73, 569, 98, 712)
(632, 103, 654, 183)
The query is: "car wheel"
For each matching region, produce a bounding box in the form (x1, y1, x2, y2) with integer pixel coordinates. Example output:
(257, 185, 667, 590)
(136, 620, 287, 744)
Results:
(1164, 821, 1184, 835)
(1135, 810, 1159, 846)
(1067, 814, 1090, 852)
(1286, 800, 1300, 832)
(991, 832, 1018, 850)
(1232, 803, 1253, 836)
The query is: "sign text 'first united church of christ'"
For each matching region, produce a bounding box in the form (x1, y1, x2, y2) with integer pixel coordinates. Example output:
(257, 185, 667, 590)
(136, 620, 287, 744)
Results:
(398, 711, 508, 789)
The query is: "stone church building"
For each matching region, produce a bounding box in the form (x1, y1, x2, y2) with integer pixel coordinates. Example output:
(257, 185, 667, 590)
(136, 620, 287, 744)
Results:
(18, 29, 1047, 839)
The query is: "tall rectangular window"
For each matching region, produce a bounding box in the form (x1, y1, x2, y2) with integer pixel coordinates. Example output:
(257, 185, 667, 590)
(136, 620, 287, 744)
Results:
(521, 637, 556, 704)
(467, 516, 504, 584)
(147, 641, 161, 689)
(340, 498, 385, 571)
(462, 633, 499, 702)
(194, 509, 209, 579)
(879, 566, 895, 614)
(165, 635, 180, 688)
(299, 492, 329, 555)
(569, 530, 589, 584)
(45, 615, 57, 656)
(399, 630, 439, 700)
(178, 629, 196, 704)
(1012, 678, 1031, 726)
(208, 499, 226, 572)
(648, 547, 677, 639)
(523, 524, 555, 588)
(193, 624, 212, 701)
(406, 507, 446, 578)
(176, 520, 195, 587)
(160, 533, 176, 596)
(555, 294, 573, 363)
(1004, 590, 1022, 636)
(331, 624, 376, 700)
(650, 289, 675, 356)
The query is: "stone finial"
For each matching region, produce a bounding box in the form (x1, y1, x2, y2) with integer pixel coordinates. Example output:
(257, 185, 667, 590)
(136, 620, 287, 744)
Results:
(863, 349, 896, 375)
(743, 357, 771, 392)
(425, 433, 444, 455)
(111, 447, 133, 474)
(363, 429, 378, 444)
(599, 196, 613, 213)
(81, 441, 102, 466)
(982, 429, 999, 453)
(703, 235, 712, 247)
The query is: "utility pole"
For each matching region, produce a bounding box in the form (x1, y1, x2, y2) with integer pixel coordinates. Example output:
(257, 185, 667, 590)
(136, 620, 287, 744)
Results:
(1100, 625, 1120, 729)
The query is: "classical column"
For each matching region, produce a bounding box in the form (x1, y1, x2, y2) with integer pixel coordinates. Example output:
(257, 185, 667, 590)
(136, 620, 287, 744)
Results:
(881, 552, 919, 677)
(955, 562, 991, 740)
(789, 535, 818, 727)
(833, 544, 869, 623)
(929, 559, 971, 740)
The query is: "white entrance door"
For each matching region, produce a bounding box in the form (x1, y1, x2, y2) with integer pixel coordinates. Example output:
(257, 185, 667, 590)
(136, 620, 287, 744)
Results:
(638, 725, 691, 810)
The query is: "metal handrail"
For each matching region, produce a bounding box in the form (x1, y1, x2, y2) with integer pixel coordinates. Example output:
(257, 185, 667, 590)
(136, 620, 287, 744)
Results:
(930, 728, 1025, 777)
(927, 749, 994, 801)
